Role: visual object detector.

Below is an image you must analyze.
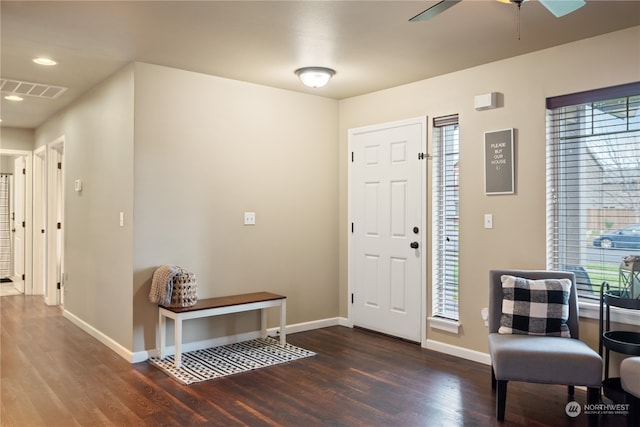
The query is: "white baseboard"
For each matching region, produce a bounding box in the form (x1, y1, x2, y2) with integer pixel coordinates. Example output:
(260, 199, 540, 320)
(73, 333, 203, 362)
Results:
(424, 339, 491, 366)
(268, 316, 347, 335)
(63, 309, 136, 362)
(63, 310, 489, 367)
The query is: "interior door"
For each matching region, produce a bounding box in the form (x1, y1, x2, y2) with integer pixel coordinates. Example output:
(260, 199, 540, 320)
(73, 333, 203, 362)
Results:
(34, 148, 47, 297)
(349, 117, 426, 342)
(13, 156, 25, 293)
(56, 151, 63, 305)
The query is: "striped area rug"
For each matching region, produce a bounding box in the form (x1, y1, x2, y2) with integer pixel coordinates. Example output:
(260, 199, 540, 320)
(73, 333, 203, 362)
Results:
(149, 337, 316, 385)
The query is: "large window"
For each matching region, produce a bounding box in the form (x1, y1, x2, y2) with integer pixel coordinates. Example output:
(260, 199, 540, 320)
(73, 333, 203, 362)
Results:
(432, 114, 460, 319)
(547, 82, 640, 301)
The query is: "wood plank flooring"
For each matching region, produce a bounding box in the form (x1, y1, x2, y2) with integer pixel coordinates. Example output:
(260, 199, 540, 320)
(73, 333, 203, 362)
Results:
(0, 295, 629, 426)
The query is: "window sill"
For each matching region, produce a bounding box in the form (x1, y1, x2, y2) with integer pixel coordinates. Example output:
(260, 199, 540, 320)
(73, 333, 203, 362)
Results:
(579, 300, 640, 326)
(428, 316, 461, 334)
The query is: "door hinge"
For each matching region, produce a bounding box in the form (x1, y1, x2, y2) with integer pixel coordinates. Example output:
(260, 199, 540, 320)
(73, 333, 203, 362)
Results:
(57, 162, 62, 170)
(351, 152, 354, 163)
(57, 282, 61, 290)
(22, 221, 25, 228)
(418, 153, 427, 160)
(351, 222, 354, 233)
(57, 222, 62, 230)
(22, 274, 25, 281)
(22, 168, 26, 175)
(351, 293, 354, 304)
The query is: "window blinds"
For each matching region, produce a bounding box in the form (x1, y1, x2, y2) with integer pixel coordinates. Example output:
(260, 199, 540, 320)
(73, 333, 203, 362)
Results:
(432, 114, 460, 319)
(546, 82, 640, 300)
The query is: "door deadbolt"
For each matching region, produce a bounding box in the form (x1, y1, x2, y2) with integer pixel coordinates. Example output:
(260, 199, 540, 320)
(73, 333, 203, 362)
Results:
(413, 226, 419, 234)
(410, 241, 419, 249)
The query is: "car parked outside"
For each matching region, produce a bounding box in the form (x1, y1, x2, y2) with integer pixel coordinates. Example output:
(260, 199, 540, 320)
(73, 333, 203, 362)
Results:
(593, 224, 640, 249)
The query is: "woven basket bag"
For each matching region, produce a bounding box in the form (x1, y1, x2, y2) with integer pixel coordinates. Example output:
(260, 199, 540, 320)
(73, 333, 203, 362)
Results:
(168, 268, 198, 308)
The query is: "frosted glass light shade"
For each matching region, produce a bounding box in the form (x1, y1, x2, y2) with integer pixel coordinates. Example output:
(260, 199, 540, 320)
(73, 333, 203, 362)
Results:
(295, 67, 335, 88)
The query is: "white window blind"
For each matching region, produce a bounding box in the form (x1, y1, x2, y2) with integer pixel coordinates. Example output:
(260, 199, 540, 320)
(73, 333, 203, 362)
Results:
(546, 82, 640, 301)
(432, 114, 460, 319)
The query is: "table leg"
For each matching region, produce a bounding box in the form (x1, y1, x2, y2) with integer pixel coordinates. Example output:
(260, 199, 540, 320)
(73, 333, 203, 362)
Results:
(260, 308, 268, 339)
(174, 317, 182, 368)
(279, 299, 286, 345)
(159, 310, 166, 359)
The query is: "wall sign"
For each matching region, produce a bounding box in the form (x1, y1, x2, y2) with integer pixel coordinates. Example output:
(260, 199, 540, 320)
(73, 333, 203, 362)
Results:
(484, 128, 514, 195)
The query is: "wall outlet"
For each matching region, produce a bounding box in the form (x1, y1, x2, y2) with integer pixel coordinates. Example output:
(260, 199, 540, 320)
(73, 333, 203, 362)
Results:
(244, 211, 256, 225)
(481, 307, 489, 327)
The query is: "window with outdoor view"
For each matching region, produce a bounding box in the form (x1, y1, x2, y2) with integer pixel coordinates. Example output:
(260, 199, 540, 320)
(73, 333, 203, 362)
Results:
(433, 114, 460, 320)
(546, 82, 640, 302)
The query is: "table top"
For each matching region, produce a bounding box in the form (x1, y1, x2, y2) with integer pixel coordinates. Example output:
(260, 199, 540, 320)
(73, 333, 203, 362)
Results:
(160, 291, 286, 313)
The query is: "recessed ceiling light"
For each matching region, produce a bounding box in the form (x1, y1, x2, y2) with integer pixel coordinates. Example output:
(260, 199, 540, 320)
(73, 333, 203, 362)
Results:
(33, 57, 57, 66)
(4, 95, 24, 102)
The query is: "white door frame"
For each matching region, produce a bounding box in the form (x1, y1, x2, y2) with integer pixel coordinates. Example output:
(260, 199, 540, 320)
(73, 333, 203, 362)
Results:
(0, 149, 33, 295)
(47, 137, 64, 306)
(347, 117, 428, 345)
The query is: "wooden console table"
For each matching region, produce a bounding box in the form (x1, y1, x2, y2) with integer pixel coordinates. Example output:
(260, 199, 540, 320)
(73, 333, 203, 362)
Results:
(158, 292, 286, 368)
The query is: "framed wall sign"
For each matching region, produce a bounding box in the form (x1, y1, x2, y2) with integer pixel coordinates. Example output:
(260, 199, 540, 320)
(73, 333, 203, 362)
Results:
(484, 128, 514, 195)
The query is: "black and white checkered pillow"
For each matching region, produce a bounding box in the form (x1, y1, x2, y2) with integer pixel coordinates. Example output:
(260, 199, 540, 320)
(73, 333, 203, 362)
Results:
(498, 275, 571, 337)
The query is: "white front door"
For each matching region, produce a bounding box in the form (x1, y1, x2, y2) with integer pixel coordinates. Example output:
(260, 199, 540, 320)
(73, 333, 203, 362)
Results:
(349, 117, 426, 342)
(13, 156, 25, 293)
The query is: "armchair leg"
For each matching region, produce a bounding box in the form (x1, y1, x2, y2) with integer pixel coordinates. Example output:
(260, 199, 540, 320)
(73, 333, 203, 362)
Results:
(491, 367, 496, 391)
(496, 380, 508, 421)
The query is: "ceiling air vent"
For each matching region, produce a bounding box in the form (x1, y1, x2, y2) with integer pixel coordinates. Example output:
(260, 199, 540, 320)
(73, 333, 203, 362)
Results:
(0, 78, 68, 99)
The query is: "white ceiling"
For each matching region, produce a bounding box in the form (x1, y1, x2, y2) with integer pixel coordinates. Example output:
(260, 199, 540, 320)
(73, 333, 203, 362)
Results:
(1, 0, 639, 129)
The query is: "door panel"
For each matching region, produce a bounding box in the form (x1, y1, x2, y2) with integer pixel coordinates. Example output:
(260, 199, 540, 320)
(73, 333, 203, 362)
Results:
(13, 157, 25, 293)
(349, 118, 426, 342)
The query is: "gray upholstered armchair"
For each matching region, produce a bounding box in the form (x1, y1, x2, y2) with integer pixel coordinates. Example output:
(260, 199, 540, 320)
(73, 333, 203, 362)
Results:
(488, 270, 602, 421)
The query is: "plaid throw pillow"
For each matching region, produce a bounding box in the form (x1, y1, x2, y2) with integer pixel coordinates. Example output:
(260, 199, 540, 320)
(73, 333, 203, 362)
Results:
(498, 275, 571, 337)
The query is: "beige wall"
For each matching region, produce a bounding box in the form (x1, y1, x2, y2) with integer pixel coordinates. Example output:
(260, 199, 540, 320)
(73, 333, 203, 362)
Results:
(29, 26, 639, 359)
(338, 26, 640, 354)
(1, 127, 34, 174)
(35, 66, 135, 348)
(1, 127, 35, 151)
(132, 63, 339, 352)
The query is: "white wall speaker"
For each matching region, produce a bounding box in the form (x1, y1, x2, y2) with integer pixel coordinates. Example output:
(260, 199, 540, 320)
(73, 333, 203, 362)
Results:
(474, 92, 497, 111)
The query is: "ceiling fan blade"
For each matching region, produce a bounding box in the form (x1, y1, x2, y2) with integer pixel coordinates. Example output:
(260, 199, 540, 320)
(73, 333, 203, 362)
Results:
(539, 0, 585, 17)
(409, 0, 462, 22)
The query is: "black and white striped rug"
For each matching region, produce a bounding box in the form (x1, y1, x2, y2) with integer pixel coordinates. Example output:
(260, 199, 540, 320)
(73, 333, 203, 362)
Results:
(149, 337, 316, 385)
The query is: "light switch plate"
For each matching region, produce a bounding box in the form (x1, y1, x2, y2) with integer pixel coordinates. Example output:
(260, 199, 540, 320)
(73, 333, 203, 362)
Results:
(484, 213, 493, 229)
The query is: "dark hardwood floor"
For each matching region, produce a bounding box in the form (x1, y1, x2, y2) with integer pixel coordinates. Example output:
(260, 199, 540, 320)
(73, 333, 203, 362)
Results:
(0, 295, 629, 426)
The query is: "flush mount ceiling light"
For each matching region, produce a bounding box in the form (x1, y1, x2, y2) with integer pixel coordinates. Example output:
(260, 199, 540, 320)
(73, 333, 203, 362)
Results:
(4, 95, 24, 102)
(295, 67, 335, 88)
(33, 57, 57, 66)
